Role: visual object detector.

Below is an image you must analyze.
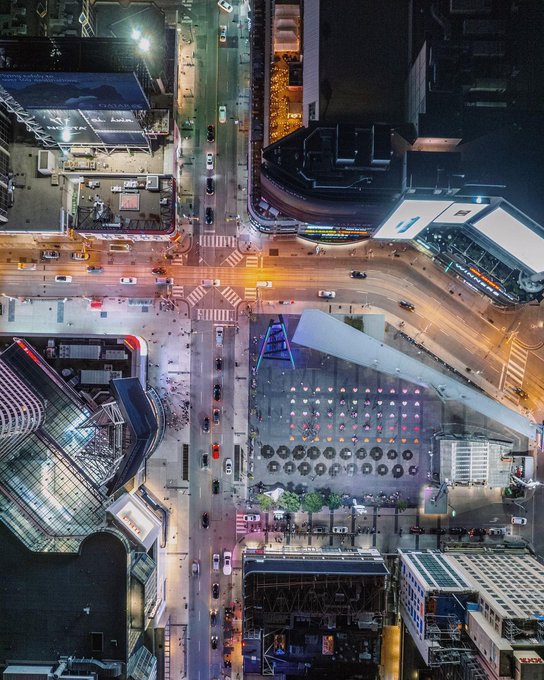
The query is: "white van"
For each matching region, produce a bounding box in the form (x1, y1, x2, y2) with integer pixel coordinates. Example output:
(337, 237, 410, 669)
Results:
(256, 281, 272, 288)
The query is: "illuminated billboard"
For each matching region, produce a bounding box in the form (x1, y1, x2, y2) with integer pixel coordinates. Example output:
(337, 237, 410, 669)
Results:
(431, 201, 489, 224)
(32, 109, 146, 146)
(472, 207, 544, 274)
(0, 72, 149, 110)
(374, 199, 453, 240)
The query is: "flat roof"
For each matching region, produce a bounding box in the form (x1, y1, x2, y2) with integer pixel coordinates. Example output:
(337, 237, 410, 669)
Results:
(472, 206, 544, 274)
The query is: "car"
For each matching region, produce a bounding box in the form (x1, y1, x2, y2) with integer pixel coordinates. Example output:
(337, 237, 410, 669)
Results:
(54, 275, 72, 283)
(512, 516, 528, 525)
(212, 479, 220, 494)
(213, 384, 222, 401)
(201, 453, 209, 469)
(350, 270, 367, 279)
(318, 290, 336, 298)
(203, 417, 210, 433)
(18, 262, 37, 270)
(312, 526, 327, 534)
(211, 636, 218, 650)
(206, 177, 215, 195)
(514, 387, 529, 399)
(212, 443, 220, 459)
(202, 512, 210, 529)
(191, 560, 200, 576)
(210, 609, 218, 626)
(218, 105, 227, 124)
(152, 267, 166, 275)
(448, 527, 467, 536)
(429, 527, 447, 535)
(399, 300, 415, 311)
(71, 251, 89, 261)
(205, 207, 214, 225)
(279, 300, 295, 305)
(212, 583, 219, 599)
(217, 0, 233, 12)
(120, 277, 137, 284)
(41, 250, 60, 259)
(223, 550, 232, 575)
(243, 514, 260, 522)
(216, 356, 222, 370)
(219, 25, 227, 43)
(409, 526, 425, 534)
(207, 125, 215, 143)
(213, 408, 220, 424)
(87, 265, 103, 273)
(224, 458, 233, 475)
(488, 527, 507, 536)
(332, 526, 349, 534)
(212, 553, 220, 571)
(469, 527, 487, 537)
(215, 327, 224, 346)
(206, 152, 214, 171)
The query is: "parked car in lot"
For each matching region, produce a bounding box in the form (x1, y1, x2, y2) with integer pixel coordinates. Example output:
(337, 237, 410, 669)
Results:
(399, 300, 415, 311)
(318, 290, 336, 298)
(202, 512, 210, 529)
(224, 458, 233, 475)
(223, 550, 232, 575)
(212, 583, 219, 599)
(212, 443, 220, 459)
(243, 514, 260, 522)
(212, 479, 220, 494)
(350, 270, 367, 279)
(409, 526, 425, 534)
(512, 516, 527, 525)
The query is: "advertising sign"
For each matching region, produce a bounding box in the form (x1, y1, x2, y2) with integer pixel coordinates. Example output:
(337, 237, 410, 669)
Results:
(431, 201, 489, 224)
(374, 199, 453, 240)
(0, 72, 149, 110)
(32, 109, 146, 146)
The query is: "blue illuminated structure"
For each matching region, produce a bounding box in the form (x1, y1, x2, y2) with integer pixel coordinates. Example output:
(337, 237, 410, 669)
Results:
(255, 315, 295, 371)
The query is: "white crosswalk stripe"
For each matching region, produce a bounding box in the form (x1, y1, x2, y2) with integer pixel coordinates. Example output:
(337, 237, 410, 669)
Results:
(246, 255, 259, 268)
(196, 308, 235, 322)
(185, 285, 208, 307)
(223, 250, 244, 267)
(244, 288, 257, 301)
(221, 286, 242, 307)
(199, 234, 237, 248)
(171, 285, 184, 298)
(502, 340, 529, 400)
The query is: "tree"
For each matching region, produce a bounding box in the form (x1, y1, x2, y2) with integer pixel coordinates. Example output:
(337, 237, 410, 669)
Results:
(256, 494, 275, 511)
(396, 499, 408, 513)
(279, 491, 301, 512)
(326, 492, 343, 511)
(301, 491, 325, 513)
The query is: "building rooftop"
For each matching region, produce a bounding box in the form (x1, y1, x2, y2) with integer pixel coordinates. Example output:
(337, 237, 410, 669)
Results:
(401, 551, 471, 591)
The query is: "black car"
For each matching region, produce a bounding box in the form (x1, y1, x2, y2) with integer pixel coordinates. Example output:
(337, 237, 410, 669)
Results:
(399, 300, 415, 311)
(202, 512, 210, 529)
(212, 479, 220, 494)
(216, 356, 222, 370)
(429, 527, 447, 535)
(206, 177, 215, 195)
(202, 417, 210, 433)
(409, 526, 425, 534)
(350, 270, 367, 279)
(213, 408, 220, 424)
(212, 582, 219, 599)
(211, 636, 218, 650)
(205, 207, 214, 225)
(210, 610, 218, 626)
(448, 527, 467, 536)
(213, 384, 222, 401)
(207, 125, 215, 143)
(469, 527, 487, 537)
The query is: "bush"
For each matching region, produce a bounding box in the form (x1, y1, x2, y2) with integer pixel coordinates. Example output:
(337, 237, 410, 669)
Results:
(326, 492, 343, 510)
(279, 490, 301, 512)
(256, 494, 275, 510)
(301, 491, 325, 513)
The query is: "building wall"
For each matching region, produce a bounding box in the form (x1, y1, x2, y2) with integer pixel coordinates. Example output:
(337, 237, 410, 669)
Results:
(467, 610, 512, 679)
(302, 0, 320, 126)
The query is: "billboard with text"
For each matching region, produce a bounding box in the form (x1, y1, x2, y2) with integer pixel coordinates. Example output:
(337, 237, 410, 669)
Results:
(373, 199, 453, 240)
(32, 109, 146, 146)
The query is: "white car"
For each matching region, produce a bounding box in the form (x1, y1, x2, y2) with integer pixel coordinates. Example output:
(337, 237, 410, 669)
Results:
(71, 251, 89, 261)
(318, 290, 336, 299)
(224, 458, 233, 475)
(212, 553, 220, 571)
(217, 0, 233, 12)
(55, 275, 72, 283)
(219, 25, 227, 43)
(223, 550, 232, 575)
(219, 105, 227, 124)
(120, 277, 137, 285)
(206, 152, 214, 171)
(243, 514, 260, 522)
(42, 250, 60, 259)
(511, 516, 527, 525)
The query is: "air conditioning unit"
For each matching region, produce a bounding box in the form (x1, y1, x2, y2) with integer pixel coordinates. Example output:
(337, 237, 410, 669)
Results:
(146, 175, 159, 191)
(38, 150, 55, 176)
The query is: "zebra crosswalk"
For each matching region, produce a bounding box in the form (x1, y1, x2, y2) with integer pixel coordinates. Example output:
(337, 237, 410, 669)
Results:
(502, 340, 529, 400)
(221, 286, 242, 307)
(196, 308, 235, 322)
(171, 285, 184, 299)
(244, 288, 257, 301)
(246, 255, 259, 268)
(199, 234, 237, 248)
(185, 285, 208, 307)
(222, 250, 244, 267)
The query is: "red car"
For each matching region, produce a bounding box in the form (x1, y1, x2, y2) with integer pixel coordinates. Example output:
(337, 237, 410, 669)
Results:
(212, 443, 220, 459)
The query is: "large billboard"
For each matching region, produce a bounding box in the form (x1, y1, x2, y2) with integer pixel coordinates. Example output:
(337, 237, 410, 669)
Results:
(431, 201, 489, 224)
(32, 109, 146, 146)
(0, 72, 149, 110)
(373, 199, 453, 240)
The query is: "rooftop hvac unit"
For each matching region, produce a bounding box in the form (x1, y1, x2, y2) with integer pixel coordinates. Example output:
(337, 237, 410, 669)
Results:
(146, 175, 159, 191)
(70, 147, 94, 157)
(38, 150, 55, 176)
